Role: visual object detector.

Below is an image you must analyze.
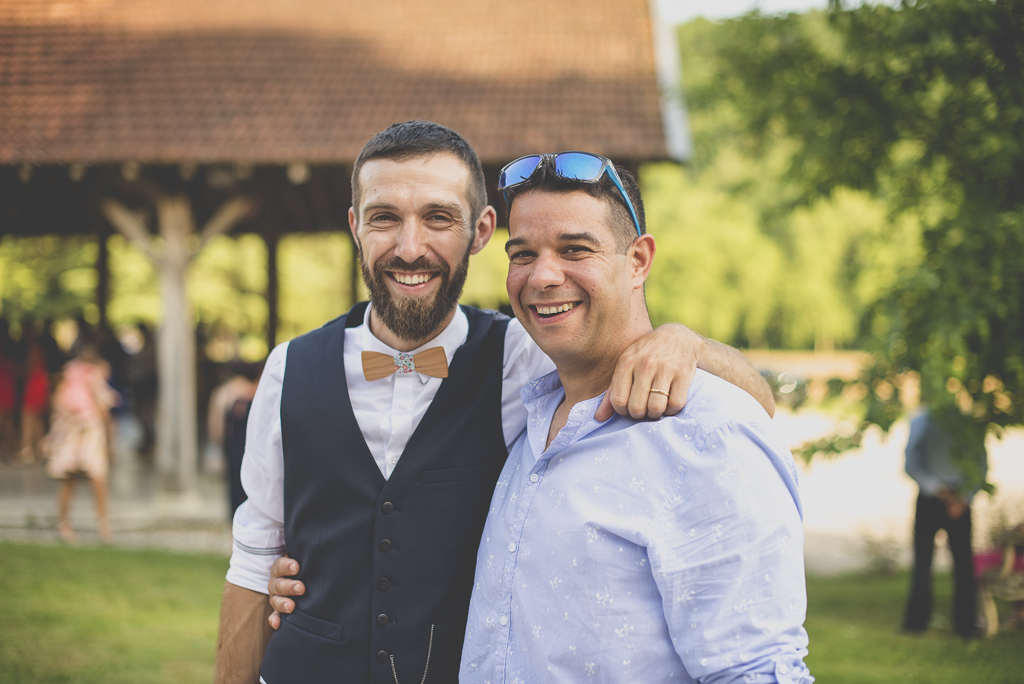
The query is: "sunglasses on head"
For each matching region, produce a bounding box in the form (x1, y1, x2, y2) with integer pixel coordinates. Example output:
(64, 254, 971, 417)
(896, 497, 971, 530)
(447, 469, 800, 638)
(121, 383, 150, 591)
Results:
(497, 151, 642, 237)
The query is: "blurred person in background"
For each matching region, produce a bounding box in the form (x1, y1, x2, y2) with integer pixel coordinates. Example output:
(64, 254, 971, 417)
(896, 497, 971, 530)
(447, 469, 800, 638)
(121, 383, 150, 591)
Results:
(207, 361, 261, 519)
(97, 322, 129, 463)
(902, 407, 987, 639)
(130, 323, 158, 460)
(18, 320, 50, 464)
(45, 342, 119, 544)
(38, 318, 67, 376)
(0, 319, 17, 457)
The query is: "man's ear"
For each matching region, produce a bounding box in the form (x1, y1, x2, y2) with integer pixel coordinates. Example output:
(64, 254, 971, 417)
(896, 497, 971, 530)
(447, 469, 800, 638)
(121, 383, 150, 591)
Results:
(629, 234, 656, 288)
(348, 206, 358, 240)
(469, 205, 498, 255)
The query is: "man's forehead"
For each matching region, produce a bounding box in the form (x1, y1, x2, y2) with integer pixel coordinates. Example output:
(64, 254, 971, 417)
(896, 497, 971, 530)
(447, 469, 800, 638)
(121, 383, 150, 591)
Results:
(508, 189, 616, 241)
(357, 153, 472, 206)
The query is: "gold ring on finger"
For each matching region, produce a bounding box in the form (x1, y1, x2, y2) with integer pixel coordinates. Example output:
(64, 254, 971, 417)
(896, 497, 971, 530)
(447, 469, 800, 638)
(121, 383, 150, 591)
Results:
(649, 388, 669, 397)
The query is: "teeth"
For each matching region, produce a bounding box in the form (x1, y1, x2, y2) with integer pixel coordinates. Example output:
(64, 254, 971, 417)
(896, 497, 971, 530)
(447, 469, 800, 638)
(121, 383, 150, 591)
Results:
(536, 303, 576, 315)
(394, 273, 432, 285)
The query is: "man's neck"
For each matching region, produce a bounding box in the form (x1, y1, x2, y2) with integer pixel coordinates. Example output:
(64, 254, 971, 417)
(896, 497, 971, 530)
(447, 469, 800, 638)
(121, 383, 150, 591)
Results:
(554, 323, 654, 411)
(367, 304, 457, 353)
(544, 347, 634, 451)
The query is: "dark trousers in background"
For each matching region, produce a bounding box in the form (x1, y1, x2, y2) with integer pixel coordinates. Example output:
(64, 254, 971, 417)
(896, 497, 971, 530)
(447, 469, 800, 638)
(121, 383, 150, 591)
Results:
(903, 492, 976, 637)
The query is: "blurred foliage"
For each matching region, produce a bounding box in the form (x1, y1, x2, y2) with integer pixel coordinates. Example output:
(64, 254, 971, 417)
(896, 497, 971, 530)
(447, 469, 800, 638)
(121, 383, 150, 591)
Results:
(277, 233, 351, 345)
(651, 12, 926, 353)
(0, 235, 99, 328)
(697, 0, 1023, 475)
(463, 227, 514, 312)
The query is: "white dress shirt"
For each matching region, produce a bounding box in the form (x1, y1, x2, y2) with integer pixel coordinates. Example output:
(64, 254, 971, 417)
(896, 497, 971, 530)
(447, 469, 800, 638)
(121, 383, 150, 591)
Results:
(227, 305, 554, 594)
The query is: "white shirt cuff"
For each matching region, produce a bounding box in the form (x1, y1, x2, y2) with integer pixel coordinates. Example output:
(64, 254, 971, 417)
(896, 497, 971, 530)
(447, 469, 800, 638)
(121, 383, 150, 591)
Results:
(226, 503, 286, 594)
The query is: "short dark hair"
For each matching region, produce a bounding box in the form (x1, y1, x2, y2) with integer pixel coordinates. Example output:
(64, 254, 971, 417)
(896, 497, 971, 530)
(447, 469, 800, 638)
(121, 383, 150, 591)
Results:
(351, 120, 488, 224)
(503, 159, 646, 252)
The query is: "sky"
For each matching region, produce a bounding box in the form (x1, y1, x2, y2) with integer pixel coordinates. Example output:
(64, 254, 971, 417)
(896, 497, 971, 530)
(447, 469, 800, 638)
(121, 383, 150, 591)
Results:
(657, 0, 830, 24)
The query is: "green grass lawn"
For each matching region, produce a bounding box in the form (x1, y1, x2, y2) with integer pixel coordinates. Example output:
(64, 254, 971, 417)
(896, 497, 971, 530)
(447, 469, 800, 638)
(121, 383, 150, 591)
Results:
(2, 540, 1022, 682)
(2, 541, 227, 684)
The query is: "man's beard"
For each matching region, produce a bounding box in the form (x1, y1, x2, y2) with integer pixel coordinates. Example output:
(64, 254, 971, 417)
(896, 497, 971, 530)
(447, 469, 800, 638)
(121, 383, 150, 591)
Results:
(360, 243, 472, 344)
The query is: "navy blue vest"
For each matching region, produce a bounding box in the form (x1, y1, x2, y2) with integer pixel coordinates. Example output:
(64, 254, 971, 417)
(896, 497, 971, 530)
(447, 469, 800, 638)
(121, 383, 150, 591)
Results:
(261, 303, 510, 684)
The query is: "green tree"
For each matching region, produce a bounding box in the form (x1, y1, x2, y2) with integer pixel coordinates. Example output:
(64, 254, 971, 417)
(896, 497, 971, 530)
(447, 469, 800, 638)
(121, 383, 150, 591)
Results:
(708, 0, 1024, 467)
(659, 14, 924, 351)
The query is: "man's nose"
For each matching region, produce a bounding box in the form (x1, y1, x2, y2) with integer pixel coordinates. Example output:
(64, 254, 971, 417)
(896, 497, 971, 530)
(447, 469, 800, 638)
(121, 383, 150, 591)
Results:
(393, 222, 429, 262)
(528, 253, 564, 289)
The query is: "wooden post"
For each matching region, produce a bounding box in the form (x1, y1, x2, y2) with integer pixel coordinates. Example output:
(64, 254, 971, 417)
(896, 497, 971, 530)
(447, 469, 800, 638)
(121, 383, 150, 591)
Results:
(96, 232, 109, 329)
(101, 194, 252, 492)
(266, 232, 279, 352)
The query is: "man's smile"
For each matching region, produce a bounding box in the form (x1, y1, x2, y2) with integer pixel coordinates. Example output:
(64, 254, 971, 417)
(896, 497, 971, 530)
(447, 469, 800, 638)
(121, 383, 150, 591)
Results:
(389, 271, 438, 287)
(530, 301, 581, 319)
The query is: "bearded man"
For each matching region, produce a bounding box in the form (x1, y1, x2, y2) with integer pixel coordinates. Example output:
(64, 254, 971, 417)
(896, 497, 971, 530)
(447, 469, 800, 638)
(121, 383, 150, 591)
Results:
(215, 121, 775, 684)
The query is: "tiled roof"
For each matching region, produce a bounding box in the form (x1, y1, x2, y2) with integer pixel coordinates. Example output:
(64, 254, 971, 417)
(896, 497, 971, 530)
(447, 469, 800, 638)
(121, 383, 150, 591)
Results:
(0, 0, 669, 165)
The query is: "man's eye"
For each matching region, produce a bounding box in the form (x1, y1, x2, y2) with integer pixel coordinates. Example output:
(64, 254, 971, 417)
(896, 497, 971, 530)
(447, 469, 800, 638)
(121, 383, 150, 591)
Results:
(508, 250, 535, 262)
(564, 245, 591, 255)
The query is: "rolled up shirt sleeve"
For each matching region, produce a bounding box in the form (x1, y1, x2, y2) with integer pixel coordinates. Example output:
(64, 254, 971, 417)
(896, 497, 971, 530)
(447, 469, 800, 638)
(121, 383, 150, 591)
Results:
(225, 342, 288, 594)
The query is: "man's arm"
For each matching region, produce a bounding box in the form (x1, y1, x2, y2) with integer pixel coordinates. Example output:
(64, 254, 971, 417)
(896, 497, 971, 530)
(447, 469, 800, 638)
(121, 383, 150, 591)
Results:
(597, 323, 775, 422)
(215, 345, 288, 680)
(904, 412, 943, 495)
(651, 418, 811, 683)
(214, 582, 275, 684)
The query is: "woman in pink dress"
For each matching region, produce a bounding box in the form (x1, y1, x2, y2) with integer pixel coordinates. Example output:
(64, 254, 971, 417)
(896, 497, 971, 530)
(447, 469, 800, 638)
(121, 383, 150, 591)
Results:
(46, 344, 118, 543)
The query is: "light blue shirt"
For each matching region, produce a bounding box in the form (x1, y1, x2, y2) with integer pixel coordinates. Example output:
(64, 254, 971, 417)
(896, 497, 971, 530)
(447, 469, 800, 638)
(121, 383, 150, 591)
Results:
(905, 410, 987, 502)
(461, 369, 813, 684)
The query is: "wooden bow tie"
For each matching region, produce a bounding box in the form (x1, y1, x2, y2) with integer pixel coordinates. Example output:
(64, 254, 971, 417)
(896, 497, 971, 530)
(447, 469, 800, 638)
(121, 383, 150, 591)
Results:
(361, 347, 449, 381)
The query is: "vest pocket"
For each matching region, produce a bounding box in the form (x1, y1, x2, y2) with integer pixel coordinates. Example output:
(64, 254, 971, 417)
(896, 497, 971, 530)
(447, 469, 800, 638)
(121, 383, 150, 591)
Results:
(262, 610, 349, 684)
(283, 609, 344, 642)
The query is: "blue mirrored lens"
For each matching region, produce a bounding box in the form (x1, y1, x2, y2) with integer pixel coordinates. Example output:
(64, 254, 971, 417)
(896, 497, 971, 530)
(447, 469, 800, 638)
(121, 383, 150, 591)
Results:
(499, 156, 542, 189)
(554, 153, 605, 181)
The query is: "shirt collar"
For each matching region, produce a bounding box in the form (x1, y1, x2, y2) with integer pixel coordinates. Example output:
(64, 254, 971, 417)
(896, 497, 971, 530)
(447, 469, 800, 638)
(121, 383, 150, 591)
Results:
(521, 369, 611, 459)
(351, 303, 468, 385)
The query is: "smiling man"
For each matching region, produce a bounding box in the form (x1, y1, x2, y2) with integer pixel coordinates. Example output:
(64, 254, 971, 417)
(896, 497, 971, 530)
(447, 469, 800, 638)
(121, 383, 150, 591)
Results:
(459, 153, 812, 683)
(215, 122, 777, 684)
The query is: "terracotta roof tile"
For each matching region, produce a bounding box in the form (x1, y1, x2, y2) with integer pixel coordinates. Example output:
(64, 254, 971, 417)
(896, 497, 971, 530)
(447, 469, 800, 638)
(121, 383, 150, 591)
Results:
(0, 0, 668, 165)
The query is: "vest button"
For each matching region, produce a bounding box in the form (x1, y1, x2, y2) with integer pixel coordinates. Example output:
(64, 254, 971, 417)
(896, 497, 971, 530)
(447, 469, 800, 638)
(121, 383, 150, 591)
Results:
(382, 501, 394, 514)
(377, 577, 391, 590)
(379, 538, 392, 552)
(377, 613, 389, 627)
(377, 650, 389, 663)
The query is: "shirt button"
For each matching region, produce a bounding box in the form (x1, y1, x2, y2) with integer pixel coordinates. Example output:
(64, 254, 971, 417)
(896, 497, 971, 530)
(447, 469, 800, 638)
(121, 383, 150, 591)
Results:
(377, 650, 389, 663)
(499, 616, 509, 626)
(530, 473, 539, 483)
(377, 577, 391, 590)
(379, 539, 392, 552)
(377, 613, 389, 627)
(398, 404, 408, 411)
(382, 502, 394, 514)
(507, 543, 516, 553)
(391, 456, 398, 465)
